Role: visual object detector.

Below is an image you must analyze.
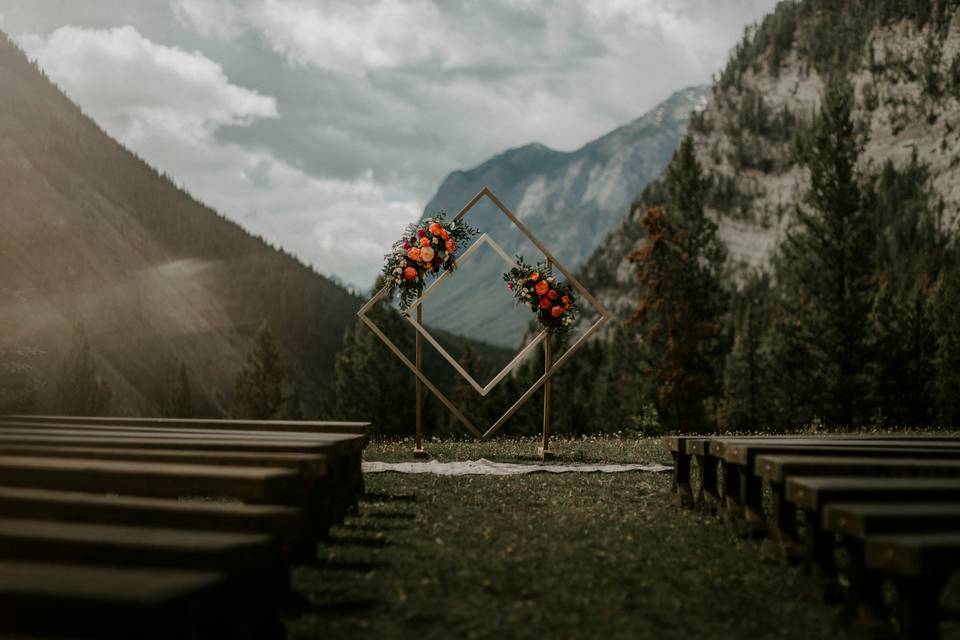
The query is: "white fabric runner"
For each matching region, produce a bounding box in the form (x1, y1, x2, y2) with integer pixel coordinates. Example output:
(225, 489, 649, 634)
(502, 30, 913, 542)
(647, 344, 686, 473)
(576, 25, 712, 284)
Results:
(362, 458, 671, 476)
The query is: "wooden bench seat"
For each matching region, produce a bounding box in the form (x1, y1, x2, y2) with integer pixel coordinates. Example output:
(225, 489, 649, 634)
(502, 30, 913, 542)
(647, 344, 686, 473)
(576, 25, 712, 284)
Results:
(719, 443, 960, 535)
(0, 455, 302, 503)
(0, 486, 301, 540)
(0, 561, 281, 639)
(0, 422, 367, 517)
(0, 518, 283, 587)
(863, 533, 960, 639)
(1, 414, 370, 435)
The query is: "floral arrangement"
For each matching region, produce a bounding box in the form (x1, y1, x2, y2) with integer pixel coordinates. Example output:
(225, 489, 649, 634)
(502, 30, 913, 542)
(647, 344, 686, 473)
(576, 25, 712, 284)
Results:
(503, 256, 578, 334)
(383, 212, 478, 311)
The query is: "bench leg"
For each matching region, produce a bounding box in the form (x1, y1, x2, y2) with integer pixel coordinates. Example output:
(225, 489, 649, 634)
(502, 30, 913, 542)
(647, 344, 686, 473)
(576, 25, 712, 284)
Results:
(764, 481, 803, 562)
(733, 465, 766, 538)
(896, 575, 945, 640)
(721, 460, 742, 523)
(843, 539, 886, 625)
(693, 453, 720, 514)
(803, 508, 842, 603)
(671, 450, 694, 508)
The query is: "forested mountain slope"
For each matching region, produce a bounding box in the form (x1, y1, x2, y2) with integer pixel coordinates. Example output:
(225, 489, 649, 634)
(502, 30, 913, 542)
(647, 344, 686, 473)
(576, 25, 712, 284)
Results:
(0, 32, 362, 415)
(584, 0, 960, 317)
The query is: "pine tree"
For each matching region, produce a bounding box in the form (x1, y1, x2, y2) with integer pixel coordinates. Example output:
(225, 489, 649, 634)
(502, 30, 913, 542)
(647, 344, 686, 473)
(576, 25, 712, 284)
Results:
(333, 292, 417, 439)
(56, 323, 112, 416)
(627, 136, 727, 432)
(234, 321, 285, 419)
(933, 268, 960, 425)
(443, 344, 484, 437)
(721, 273, 777, 430)
(774, 75, 874, 427)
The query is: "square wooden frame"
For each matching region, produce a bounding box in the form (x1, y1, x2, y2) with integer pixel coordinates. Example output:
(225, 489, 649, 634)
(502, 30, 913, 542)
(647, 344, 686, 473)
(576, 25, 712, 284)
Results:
(357, 186, 610, 440)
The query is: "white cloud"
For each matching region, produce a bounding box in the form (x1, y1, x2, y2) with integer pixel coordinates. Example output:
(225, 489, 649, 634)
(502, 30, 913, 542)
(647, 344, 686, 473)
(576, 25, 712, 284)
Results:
(19, 25, 277, 145)
(16, 24, 415, 288)
(170, 0, 246, 40)
(12, 1, 780, 289)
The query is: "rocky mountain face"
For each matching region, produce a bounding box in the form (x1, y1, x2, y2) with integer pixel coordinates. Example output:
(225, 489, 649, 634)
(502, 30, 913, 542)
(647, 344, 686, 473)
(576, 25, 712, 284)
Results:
(583, 0, 960, 319)
(420, 86, 707, 347)
(0, 33, 362, 415)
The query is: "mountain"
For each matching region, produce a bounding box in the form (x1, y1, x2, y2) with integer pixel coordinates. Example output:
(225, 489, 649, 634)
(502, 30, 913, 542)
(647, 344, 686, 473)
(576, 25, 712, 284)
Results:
(583, 0, 960, 317)
(0, 32, 363, 416)
(419, 86, 707, 347)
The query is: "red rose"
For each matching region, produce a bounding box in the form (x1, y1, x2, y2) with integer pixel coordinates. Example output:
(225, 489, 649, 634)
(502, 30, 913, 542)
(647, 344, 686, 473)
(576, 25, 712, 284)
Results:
(535, 281, 549, 297)
(403, 242, 412, 250)
(547, 289, 558, 300)
(418, 228, 427, 238)
(539, 297, 551, 310)
(551, 305, 563, 318)
(403, 267, 417, 281)
(561, 295, 570, 305)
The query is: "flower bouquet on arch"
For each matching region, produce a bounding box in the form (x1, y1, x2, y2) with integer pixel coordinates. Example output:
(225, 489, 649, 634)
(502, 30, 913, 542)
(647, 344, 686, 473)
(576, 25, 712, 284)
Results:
(382, 212, 479, 311)
(503, 256, 578, 334)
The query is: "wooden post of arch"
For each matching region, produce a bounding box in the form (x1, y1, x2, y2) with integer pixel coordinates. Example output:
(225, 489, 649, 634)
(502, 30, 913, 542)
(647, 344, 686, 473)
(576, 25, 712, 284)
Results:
(538, 258, 555, 461)
(413, 304, 426, 457)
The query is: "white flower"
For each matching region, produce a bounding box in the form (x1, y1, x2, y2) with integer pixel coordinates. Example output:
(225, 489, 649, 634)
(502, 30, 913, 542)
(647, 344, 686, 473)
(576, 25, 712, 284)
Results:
(450, 222, 456, 229)
(394, 267, 402, 274)
(433, 237, 439, 245)
(400, 259, 407, 267)
(394, 277, 402, 284)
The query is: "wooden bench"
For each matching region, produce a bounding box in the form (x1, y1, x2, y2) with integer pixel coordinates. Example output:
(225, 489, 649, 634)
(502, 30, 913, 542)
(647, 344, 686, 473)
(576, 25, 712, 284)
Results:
(0, 486, 301, 540)
(0, 416, 371, 636)
(719, 441, 960, 537)
(0, 561, 282, 639)
(0, 421, 367, 518)
(0, 414, 371, 435)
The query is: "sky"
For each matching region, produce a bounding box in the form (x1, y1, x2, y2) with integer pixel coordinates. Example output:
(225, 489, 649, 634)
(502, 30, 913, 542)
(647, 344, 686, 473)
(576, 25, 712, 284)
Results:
(0, 0, 778, 290)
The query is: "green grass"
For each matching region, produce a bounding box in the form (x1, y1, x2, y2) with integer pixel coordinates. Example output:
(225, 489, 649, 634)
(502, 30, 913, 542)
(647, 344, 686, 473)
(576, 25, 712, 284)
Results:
(285, 437, 855, 639)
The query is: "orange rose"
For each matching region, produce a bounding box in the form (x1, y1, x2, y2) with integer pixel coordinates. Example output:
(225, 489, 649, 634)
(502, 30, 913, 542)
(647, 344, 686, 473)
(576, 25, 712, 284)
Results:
(561, 295, 570, 305)
(403, 267, 417, 280)
(534, 281, 549, 297)
(429, 222, 443, 237)
(440, 228, 449, 240)
(420, 237, 430, 247)
(539, 297, 551, 310)
(547, 289, 558, 301)
(530, 272, 540, 281)
(551, 305, 563, 318)
(445, 239, 456, 253)
(407, 247, 421, 261)
(420, 246, 435, 262)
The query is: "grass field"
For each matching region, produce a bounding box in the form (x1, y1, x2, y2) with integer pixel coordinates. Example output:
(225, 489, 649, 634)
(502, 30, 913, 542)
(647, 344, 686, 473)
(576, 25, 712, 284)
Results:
(284, 437, 874, 639)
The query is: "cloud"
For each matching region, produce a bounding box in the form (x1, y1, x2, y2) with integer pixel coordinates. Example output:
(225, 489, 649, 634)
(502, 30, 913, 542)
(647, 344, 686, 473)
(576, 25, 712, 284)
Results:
(19, 25, 277, 145)
(170, 0, 246, 40)
(12, 1, 780, 288)
(16, 24, 416, 288)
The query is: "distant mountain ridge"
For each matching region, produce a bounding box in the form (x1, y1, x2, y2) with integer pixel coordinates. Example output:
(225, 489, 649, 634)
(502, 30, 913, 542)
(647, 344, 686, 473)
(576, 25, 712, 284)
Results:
(420, 85, 707, 347)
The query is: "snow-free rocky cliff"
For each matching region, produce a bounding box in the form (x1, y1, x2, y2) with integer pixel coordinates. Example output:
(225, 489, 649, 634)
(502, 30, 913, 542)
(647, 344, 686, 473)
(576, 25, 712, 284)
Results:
(583, 4, 960, 320)
(420, 86, 707, 348)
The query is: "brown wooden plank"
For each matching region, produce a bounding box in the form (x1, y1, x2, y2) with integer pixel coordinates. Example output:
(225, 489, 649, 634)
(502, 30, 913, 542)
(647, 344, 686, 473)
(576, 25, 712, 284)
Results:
(823, 502, 960, 539)
(0, 518, 277, 575)
(0, 455, 302, 503)
(1, 414, 370, 436)
(787, 477, 960, 511)
(725, 442, 960, 466)
(0, 444, 326, 474)
(865, 533, 960, 578)
(0, 486, 301, 539)
(755, 455, 960, 484)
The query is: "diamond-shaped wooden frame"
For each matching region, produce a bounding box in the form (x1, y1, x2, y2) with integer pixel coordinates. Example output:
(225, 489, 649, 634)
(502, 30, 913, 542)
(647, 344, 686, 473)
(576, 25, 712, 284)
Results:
(404, 233, 547, 397)
(357, 186, 610, 440)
